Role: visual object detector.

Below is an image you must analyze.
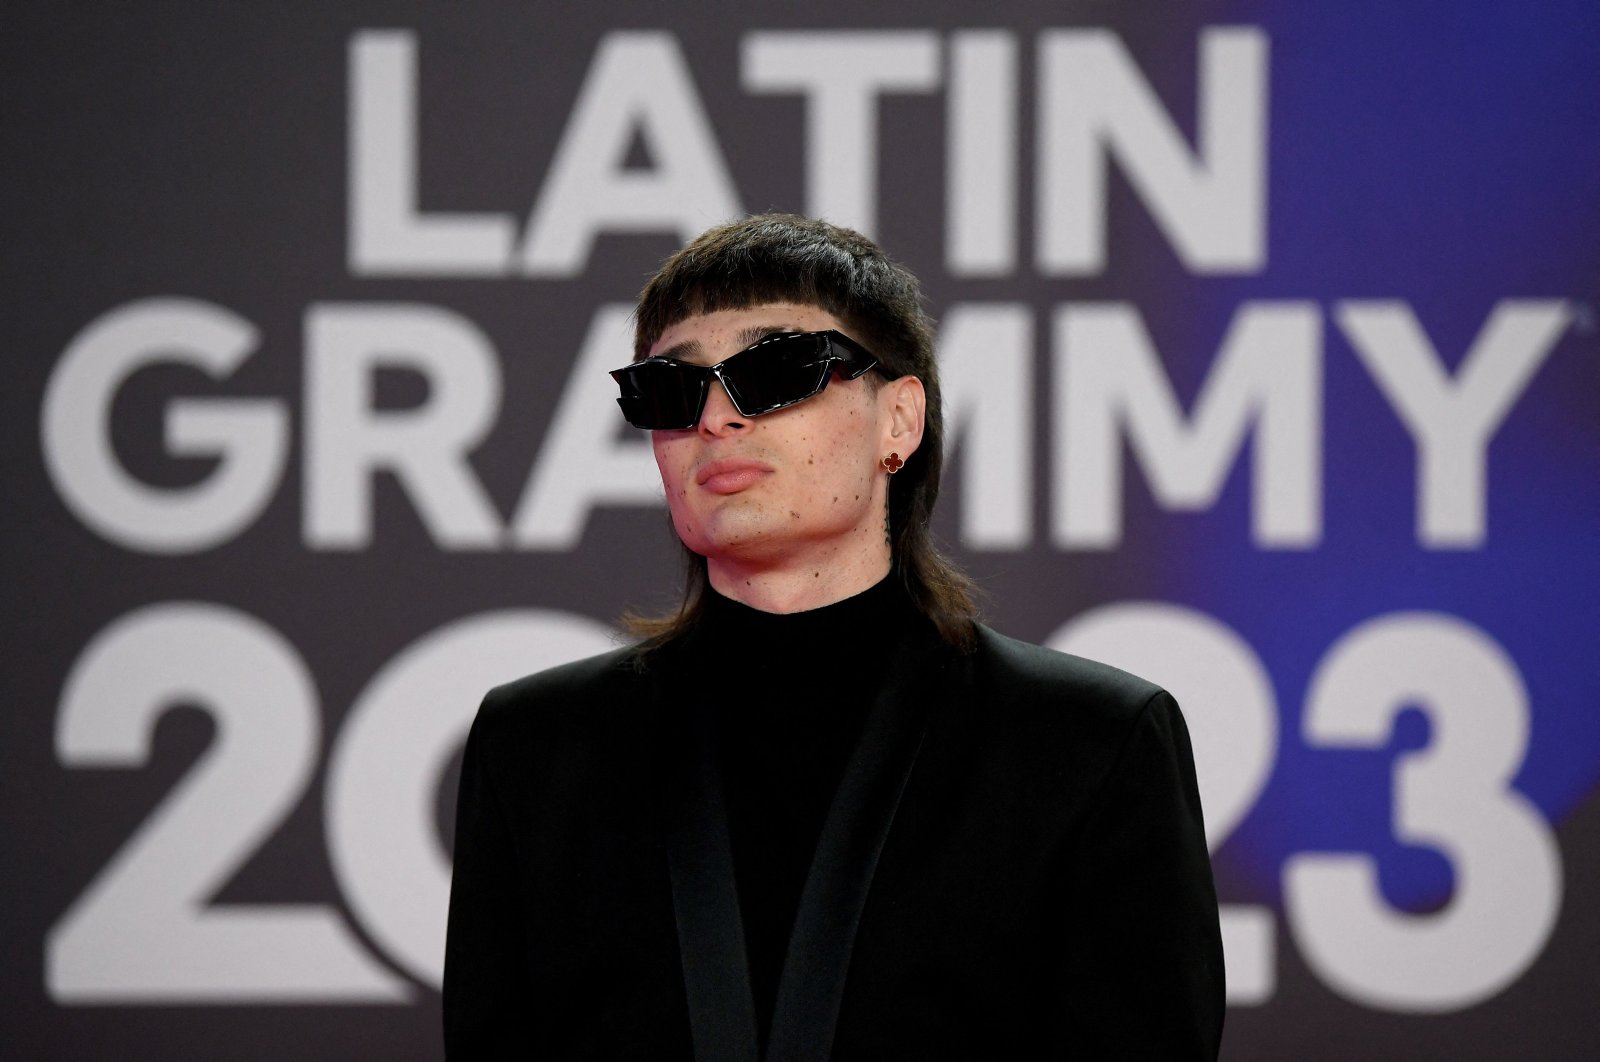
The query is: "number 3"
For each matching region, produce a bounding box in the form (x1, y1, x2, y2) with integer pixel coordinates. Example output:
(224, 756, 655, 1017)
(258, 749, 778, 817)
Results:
(1284, 612, 1561, 1011)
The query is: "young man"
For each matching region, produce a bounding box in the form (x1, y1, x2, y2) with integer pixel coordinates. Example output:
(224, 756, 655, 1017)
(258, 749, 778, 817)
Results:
(444, 215, 1224, 1059)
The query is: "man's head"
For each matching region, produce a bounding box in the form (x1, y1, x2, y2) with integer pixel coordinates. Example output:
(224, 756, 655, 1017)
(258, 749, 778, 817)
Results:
(626, 213, 976, 646)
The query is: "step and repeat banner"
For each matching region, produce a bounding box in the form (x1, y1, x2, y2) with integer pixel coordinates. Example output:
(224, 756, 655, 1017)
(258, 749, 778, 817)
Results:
(5, 3, 1598, 1058)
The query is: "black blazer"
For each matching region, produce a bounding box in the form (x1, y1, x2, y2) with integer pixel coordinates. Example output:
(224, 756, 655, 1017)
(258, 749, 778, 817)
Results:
(444, 622, 1224, 1060)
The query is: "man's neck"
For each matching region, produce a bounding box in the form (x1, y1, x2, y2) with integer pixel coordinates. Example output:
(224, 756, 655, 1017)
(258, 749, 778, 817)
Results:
(706, 550, 892, 614)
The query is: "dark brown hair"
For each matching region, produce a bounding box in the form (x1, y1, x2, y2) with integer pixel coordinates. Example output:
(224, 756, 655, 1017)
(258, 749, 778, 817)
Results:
(626, 213, 978, 649)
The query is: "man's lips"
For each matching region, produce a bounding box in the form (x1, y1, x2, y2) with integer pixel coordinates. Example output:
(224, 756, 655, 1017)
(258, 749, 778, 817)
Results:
(694, 458, 774, 494)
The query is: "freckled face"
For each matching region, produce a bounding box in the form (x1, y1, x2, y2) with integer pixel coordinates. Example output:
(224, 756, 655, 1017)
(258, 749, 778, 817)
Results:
(647, 304, 893, 574)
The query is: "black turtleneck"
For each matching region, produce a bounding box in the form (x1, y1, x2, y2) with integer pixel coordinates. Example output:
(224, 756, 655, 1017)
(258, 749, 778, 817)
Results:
(690, 574, 917, 1046)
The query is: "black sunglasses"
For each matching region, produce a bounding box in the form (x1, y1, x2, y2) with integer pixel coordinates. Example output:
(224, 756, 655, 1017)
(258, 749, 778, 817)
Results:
(610, 329, 880, 430)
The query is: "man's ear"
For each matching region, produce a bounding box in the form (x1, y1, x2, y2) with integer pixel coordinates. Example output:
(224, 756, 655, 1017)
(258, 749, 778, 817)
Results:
(880, 375, 926, 460)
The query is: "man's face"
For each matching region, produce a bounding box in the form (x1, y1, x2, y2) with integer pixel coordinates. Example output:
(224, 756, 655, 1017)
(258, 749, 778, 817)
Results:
(647, 302, 908, 591)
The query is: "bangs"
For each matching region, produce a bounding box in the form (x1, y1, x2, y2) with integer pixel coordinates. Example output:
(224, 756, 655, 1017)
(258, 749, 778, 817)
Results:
(633, 217, 885, 360)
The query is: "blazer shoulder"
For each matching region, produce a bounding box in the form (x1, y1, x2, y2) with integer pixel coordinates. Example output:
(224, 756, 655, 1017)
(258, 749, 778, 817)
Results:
(971, 623, 1167, 724)
(475, 642, 651, 737)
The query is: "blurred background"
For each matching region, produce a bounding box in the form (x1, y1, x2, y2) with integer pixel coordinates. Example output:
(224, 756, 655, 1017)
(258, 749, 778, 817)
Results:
(4, 3, 1597, 1058)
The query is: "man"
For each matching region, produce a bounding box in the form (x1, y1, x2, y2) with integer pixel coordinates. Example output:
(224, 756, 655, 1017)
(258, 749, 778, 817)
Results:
(444, 214, 1224, 1059)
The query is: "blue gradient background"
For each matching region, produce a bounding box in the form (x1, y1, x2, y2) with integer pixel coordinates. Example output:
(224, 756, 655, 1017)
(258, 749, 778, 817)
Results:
(1168, 3, 1600, 913)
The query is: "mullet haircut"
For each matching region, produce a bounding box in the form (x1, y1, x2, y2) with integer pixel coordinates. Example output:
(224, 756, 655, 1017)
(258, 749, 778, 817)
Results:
(625, 213, 979, 650)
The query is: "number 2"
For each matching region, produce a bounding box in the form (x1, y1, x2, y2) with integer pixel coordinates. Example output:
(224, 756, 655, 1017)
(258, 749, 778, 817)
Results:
(1050, 602, 1279, 1004)
(48, 603, 409, 1002)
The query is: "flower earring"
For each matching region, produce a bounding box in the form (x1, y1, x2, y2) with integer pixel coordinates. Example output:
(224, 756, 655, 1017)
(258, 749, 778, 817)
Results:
(881, 452, 904, 474)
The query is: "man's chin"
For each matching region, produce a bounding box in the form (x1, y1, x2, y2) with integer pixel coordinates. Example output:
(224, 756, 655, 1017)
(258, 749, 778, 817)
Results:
(689, 520, 805, 568)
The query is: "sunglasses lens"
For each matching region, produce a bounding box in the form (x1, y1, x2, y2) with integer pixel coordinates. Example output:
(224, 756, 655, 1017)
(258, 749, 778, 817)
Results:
(721, 334, 834, 415)
(614, 360, 706, 429)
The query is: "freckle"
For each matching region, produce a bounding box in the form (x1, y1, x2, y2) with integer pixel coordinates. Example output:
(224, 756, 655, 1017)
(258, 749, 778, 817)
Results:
(790, 510, 800, 519)
(832, 496, 838, 502)
(813, 571, 820, 578)
(808, 458, 813, 465)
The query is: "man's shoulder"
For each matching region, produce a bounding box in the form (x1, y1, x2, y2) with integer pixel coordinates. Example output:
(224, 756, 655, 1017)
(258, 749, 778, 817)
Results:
(475, 642, 652, 735)
(968, 623, 1167, 723)
(956, 626, 1189, 792)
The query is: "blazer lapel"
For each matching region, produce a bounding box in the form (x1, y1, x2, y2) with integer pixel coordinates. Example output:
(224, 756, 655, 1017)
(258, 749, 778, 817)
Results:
(764, 628, 952, 1062)
(661, 654, 761, 1062)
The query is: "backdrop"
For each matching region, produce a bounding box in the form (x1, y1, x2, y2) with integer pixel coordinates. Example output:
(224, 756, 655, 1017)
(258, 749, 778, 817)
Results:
(5, 3, 1598, 1058)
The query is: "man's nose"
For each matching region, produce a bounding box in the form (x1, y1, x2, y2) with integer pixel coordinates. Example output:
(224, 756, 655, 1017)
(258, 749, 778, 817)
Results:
(698, 376, 747, 435)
